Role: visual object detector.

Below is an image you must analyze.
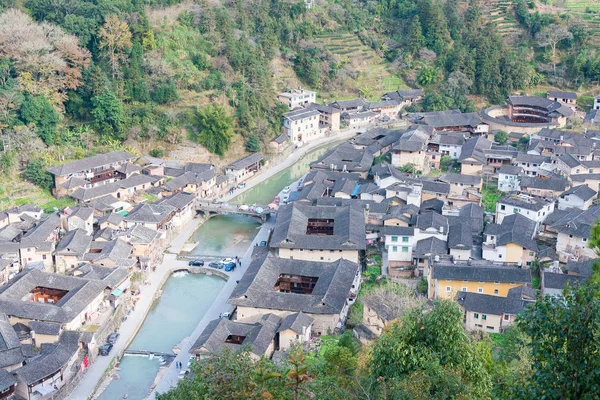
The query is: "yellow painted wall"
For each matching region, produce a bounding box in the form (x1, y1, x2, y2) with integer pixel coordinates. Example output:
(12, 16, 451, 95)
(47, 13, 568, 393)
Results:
(392, 151, 428, 172)
(461, 162, 483, 176)
(383, 218, 410, 227)
(34, 333, 60, 346)
(433, 279, 524, 300)
(505, 243, 525, 263)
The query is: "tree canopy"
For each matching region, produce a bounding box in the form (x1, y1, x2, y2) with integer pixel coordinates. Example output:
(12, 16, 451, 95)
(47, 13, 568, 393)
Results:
(192, 104, 234, 157)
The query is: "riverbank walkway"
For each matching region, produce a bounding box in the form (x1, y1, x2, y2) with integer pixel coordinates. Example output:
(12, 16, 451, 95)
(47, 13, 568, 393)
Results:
(71, 120, 391, 399)
(149, 219, 275, 397)
(69, 218, 205, 400)
(219, 122, 391, 203)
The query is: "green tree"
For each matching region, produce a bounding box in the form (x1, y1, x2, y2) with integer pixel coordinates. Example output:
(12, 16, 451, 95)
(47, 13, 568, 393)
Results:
(371, 300, 492, 399)
(156, 348, 286, 400)
(91, 90, 124, 139)
(494, 130, 509, 144)
(421, 92, 451, 111)
(517, 282, 600, 399)
(192, 104, 234, 156)
(439, 155, 452, 171)
(20, 95, 59, 145)
(24, 159, 53, 190)
(245, 135, 261, 152)
(417, 66, 441, 88)
(406, 16, 425, 55)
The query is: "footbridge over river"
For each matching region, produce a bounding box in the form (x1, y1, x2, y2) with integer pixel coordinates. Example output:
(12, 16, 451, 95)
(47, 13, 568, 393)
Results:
(196, 201, 274, 222)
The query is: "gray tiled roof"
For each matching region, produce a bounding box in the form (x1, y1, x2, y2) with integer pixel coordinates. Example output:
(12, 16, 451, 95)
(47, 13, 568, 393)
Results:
(457, 286, 531, 315)
(55, 229, 92, 256)
(421, 180, 450, 195)
(406, 110, 483, 129)
(548, 90, 577, 100)
(558, 153, 581, 168)
(14, 330, 81, 385)
(560, 184, 597, 201)
(432, 264, 532, 283)
(124, 203, 176, 225)
(498, 194, 552, 211)
(458, 136, 492, 164)
(0, 368, 16, 392)
(414, 237, 448, 257)
(98, 212, 124, 227)
(157, 192, 195, 210)
(433, 132, 466, 146)
(520, 176, 568, 192)
(498, 165, 522, 175)
(516, 153, 548, 164)
(69, 207, 94, 221)
(311, 143, 374, 173)
(271, 202, 366, 250)
(0, 270, 107, 323)
(84, 239, 132, 264)
(72, 264, 129, 288)
(440, 173, 481, 186)
(271, 133, 287, 144)
(47, 151, 134, 176)
(226, 153, 263, 171)
(191, 314, 281, 357)
(382, 226, 415, 237)
(71, 182, 120, 201)
(20, 213, 60, 248)
(550, 205, 600, 238)
(486, 213, 537, 251)
(29, 321, 61, 336)
(448, 222, 473, 250)
(383, 89, 423, 101)
(0, 313, 23, 368)
(284, 108, 320, 121)
(229, 254, 360, 315)
(122, 224, 161, 245)
(117, 173, 161, 190)
(543, 271, 587, 290)
(115, 162, 142, 174)
(459, 203, 484, 234)
(88, 195, 119, 212)
(421, 198, 444, 213)
(508, 96, 573, 117)
(329, 98, 367, 110)
(278, 312, 315, 334)
(184, 163, 214, 174)
(565, 259, 596, 277)
(416, 211, 448, 233)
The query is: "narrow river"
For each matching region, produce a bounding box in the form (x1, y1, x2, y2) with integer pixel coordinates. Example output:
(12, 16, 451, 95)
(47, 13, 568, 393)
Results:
(98, 274, 226, 400)
(231, 139, 345, 205)
(96, 139, 343, 399)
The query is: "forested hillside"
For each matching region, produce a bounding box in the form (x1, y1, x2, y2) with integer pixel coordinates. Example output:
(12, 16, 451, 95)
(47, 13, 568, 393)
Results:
(1, 0, 600, 208)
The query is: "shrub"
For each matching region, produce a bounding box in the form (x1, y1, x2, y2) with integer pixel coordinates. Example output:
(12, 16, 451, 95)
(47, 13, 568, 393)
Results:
(150, 148, 164, 158)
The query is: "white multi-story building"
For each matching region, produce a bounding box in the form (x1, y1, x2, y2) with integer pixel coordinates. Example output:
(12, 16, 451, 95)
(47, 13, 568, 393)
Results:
(282, 108, 322, 147)
(278, 88, 316, 110)
(495, 194, 554, 229)
(497, 165, 521, 192)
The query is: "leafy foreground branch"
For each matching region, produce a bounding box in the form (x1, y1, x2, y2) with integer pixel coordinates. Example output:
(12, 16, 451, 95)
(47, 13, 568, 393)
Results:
(158, 282, 600, 400)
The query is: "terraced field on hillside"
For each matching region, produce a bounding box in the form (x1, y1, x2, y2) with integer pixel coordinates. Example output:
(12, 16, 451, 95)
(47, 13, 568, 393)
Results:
(565, 0, 600, 43)
(312, 32, 407, 101)
(487, 0, 524, 39)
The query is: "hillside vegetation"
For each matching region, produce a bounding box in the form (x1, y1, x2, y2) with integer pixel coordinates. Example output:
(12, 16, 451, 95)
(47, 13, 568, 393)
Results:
(0, 0, 600, 206)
